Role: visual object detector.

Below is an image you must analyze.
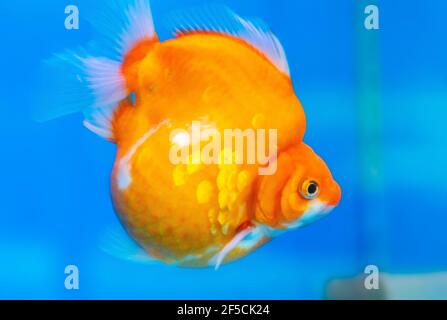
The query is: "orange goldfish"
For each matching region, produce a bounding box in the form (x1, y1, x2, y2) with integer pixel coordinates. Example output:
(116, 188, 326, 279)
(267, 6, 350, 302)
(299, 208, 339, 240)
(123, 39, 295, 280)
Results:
(41, 0, 341, 268)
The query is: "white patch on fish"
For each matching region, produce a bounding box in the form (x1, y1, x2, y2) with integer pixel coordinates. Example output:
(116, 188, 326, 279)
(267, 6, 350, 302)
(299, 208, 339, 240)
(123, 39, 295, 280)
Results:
(176, 245, 219, 265)
(116, 120, 170, 190)
(285, 200, 334, 229)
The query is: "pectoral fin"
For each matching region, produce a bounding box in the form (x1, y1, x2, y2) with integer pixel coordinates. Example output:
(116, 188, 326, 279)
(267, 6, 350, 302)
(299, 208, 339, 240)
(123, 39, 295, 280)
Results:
(208, 226, 254, 270)
(209, 223, 271, 270)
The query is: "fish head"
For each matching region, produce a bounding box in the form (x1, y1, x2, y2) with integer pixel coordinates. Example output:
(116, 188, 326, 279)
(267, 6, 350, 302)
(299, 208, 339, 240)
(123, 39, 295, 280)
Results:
(255, 143, 341, 231)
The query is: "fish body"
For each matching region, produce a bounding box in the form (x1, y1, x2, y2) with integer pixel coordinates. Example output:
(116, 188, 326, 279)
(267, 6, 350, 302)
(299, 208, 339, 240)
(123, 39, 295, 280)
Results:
(114, 33, 305, 154)
(41, 1, 341, 268)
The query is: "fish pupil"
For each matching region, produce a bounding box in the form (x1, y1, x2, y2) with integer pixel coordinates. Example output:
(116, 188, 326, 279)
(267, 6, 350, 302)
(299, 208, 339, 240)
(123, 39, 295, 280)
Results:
(307, 183, 318, 195)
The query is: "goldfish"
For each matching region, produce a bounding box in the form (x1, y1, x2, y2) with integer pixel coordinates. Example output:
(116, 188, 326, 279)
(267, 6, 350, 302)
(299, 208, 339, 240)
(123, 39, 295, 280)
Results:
(40, 0, 341, 268)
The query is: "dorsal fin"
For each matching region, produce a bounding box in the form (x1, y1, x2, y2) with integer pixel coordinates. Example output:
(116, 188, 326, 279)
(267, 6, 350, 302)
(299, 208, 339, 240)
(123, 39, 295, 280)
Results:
(166, 5, 290, 76)
(85, 0, 156, 60)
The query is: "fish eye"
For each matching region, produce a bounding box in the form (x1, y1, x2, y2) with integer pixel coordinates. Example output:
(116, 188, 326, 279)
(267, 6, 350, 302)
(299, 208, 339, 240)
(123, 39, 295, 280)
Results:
(300, 180, 320, 200)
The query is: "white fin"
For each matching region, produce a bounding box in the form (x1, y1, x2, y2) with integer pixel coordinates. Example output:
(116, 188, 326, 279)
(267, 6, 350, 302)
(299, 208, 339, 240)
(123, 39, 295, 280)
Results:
(85, 0, 155, 59)
(166, 5, 290, 76)
(208, 226, 254, 270)
(99, 223, 159, 265)
(35, 0, 156, 140)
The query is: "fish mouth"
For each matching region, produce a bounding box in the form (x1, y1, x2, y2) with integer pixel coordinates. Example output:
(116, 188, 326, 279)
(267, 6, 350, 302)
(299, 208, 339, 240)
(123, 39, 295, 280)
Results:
(284, 200, 334, 230)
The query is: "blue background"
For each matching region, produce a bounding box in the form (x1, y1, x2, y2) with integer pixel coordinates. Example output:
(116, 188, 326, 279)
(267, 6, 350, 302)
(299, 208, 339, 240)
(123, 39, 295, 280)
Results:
(0, 0, 446, 299)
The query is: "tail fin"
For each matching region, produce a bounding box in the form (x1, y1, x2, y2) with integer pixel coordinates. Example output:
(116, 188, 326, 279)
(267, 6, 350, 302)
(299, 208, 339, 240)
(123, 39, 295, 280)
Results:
(35, 0, 157, 141)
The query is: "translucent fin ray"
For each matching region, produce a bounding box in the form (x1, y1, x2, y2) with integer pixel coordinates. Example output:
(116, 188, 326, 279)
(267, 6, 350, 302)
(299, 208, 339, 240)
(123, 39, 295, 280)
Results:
(35, 0, 156, 140)
(99, 223, 159, 265)
(86, 0, 155, 59)
(166, 5, 290, 76)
